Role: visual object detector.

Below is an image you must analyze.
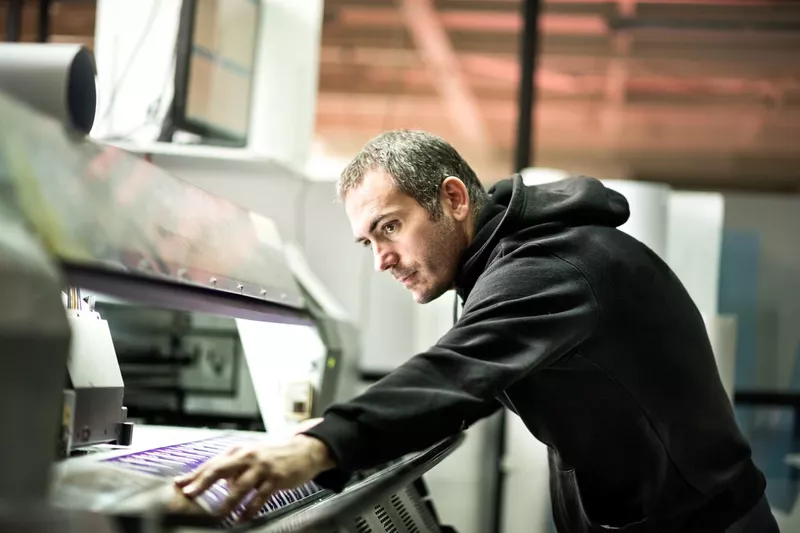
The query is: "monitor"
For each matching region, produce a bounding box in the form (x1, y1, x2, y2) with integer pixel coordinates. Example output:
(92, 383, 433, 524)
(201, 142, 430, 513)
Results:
(169, 0, 261, 147)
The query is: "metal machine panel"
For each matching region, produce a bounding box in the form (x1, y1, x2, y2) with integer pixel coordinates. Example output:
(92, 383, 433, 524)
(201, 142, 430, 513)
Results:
(0, 89, 460, 533)
(283, 243, 361, 408)
(240, 435, 463, 533)
(49, 426, 462, 533)
(0, 187, 71, 504)
(64, 310, 128, 450)
(0, 90, 304, 312)
(67, 312, 124, 389)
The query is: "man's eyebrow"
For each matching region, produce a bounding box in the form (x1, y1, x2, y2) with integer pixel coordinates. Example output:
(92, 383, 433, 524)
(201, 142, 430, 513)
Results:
(368, 214, 388, 234)
(354, 213, 394, 244)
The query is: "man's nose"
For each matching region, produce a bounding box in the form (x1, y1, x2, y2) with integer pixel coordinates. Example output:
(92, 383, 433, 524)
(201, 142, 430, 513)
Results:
(373, 245, 397, 272)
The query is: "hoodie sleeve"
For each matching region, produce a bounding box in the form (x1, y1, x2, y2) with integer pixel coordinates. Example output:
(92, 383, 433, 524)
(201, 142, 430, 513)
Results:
(302, 247, 598, 488)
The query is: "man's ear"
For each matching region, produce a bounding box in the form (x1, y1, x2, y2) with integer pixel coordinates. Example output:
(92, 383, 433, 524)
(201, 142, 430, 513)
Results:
(441, 176, 470, 222)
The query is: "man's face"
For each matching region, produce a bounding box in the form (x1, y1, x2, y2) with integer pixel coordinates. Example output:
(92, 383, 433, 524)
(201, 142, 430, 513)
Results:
(345, 170, 471, 304)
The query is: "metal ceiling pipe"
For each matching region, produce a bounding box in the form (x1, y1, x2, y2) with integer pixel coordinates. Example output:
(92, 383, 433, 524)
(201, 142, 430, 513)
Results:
(38, 0, 52, 43)
(489, 3, 544, 533)
(514, 0, 542, 174)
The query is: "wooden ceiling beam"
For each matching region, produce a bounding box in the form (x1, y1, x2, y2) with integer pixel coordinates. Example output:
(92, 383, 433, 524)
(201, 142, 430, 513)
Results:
(318, 58, 799, 101)
(330, 7, 607, 35)
(319, 46, 800, 81)
(321, 28, 800, 62)
(399, 0, 490, 151)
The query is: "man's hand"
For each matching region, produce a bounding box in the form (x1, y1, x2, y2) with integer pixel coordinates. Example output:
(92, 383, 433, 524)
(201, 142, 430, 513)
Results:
(173, 434, 335, 521)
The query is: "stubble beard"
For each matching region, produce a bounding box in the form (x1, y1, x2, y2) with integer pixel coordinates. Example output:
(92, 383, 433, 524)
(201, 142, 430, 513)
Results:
(414, 215, 463, 304)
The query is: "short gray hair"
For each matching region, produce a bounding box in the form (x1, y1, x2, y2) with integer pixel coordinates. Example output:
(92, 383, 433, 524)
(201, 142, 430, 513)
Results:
(337, 130, 487, 219)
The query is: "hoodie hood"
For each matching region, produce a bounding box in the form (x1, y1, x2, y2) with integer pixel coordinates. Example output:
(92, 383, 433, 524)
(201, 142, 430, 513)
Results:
(455, 175, 630, 299)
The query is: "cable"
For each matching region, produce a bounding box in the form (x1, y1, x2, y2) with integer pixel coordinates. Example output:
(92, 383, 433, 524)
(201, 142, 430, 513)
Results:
(66, 286, 82, 310)
(490, 3, 544, 533)
(100, 35, 179, 142)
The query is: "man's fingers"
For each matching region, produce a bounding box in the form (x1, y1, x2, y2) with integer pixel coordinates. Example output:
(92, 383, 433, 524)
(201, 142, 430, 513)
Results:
(182, 459, 248, 498)
(175, 445, 241, 487)
(174, 470, 198, 488)
(237, 481, 274, 522)
(218, 468, 266, 517)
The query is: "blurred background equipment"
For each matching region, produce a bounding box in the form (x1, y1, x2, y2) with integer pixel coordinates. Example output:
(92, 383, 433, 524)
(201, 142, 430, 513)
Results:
(159, 0, 261, 147)
(0, 42, 96, 133)
(62, 294, 132, 456)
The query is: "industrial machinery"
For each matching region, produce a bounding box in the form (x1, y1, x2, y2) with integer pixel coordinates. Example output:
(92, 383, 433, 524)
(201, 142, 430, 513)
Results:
(0, 89, 462, 533)
(89, 241, 360, 434)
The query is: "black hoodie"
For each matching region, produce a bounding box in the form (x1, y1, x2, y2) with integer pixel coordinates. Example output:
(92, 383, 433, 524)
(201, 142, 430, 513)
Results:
(304, 175, 765, 532)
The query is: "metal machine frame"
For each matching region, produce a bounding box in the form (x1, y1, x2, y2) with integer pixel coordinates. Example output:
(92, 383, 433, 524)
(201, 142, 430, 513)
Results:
(0, 89, 462, 532)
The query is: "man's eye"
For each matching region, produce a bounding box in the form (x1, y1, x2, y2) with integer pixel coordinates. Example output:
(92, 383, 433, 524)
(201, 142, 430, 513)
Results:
(362, 240, 371, 248)
(383, 222, 398, 234)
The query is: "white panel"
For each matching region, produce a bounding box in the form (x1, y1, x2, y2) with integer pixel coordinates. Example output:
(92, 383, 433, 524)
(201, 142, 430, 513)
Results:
(723, 193, 800, 390)
(284, 243, 350, 322)
(425, 478, 485, 532)
(359, 271, 417, 373)
(501, 416, 551, 533)
(666, 192, 725, 317)
(703, 314, 738, 401)
(424, 415, 497, 533)
(66, 312, 124, 388)
(520, 167, 570, 186)
(413, 290, 457, 353)
(92, 0, 182, 141)
(601, 180, 671, 260)
(248, 0, 324, 170)
(301, 182, 374, 331)
(235, 320, 326, 435)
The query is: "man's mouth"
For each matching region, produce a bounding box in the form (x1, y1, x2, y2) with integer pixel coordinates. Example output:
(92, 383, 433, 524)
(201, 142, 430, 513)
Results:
(397, 271, 416, 286)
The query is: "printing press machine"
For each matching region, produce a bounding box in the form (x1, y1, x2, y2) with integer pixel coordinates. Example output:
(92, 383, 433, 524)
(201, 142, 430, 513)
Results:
(0, 90, 463, 533)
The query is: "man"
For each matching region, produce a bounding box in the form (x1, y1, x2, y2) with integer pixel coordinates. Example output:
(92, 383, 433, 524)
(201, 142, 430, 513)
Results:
(175, 130, 777, 532)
